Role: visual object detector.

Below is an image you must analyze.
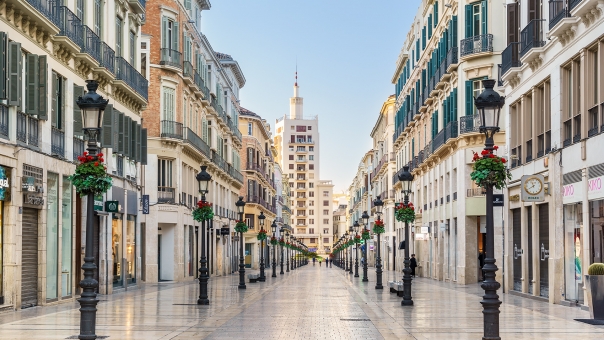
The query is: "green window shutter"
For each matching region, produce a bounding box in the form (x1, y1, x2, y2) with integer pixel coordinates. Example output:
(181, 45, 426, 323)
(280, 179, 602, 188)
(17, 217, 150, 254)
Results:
(185, 0, 191, 11)
(161, 17, 168, 49)
(415, 40, 419, 61)
(428, 15, 432, 39)
(117, 110, 124, 154)
(141, 128, 148, 165)
(136, 123, 142, 163)
(422, 26, 426, 49)
(26, 54, 39, 115)
(8, 41, 22, 107)
(111, 106, 120, 149)
(51, 72, 58, 127)
(465, 5, 473, 38)
(412, 138, 415, 157)
(124, 116, 131, 158)
(465, 80, 474, 116)
(452, 16, 458, 47)
(453, 88, 458, 121)
(130, 119, 137, 159)
(173, 21, 179, 51)
(73, 84, 84, 137)
(481, 0, 488, 35)
(434, 2, 439, 26)
(0, 32, 6, 99)
(101, 104, 113, 147)
(37, 55, 47, 119)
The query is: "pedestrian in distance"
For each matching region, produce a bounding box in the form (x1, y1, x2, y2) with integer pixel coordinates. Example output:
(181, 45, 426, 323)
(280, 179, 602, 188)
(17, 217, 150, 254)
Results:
(410, 254, 417, 277)
(361, 256, 365, 267)
(319, 258, 322, 267)
(313, 257, 316, 266)
(325, 258, 329, 268)
(478, 251, 485, 281)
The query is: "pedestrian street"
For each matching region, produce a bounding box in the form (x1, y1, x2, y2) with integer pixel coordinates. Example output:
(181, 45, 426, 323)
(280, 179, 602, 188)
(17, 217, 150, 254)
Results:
(0, 264, 601, 339)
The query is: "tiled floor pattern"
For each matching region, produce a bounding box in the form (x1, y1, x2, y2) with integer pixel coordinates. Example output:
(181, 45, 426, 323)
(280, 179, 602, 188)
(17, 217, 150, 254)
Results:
(0, 265, 601, 339)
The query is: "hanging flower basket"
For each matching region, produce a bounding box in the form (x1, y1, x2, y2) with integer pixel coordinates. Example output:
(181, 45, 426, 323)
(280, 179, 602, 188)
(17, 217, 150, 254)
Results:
(279, 237, 285, 246)
(234, 220, 248, 233)
(354, 234, 362, 244)
(270, 236, 278, 245)
(470, 146, 511, 190)
(257, 229, 268, 241)
(361, 229, 371, 240)
(69, 152, 112, 197)
(373, 219, 386, 234)
(329, 253, 334, 258)
(193, 200, 214, 222)
(395, 202, 415, 223)
(347, 239, 354, 247)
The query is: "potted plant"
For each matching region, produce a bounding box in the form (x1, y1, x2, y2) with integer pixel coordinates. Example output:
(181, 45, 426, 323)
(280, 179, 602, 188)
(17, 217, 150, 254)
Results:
(586, 263, 604, 319)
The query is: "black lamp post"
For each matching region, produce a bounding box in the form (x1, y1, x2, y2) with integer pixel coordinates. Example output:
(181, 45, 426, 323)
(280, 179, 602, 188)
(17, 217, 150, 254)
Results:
(286, 230, 290, 272)
(271, 221, 277, 277)
(374, 197, 384, 290)
(361, 211, 369, 282)
(475, 79, 504, 340)
(236, 197, 246, 289)
(196, 166, 212, 305)
(258, 212, 266, 282)
(344, 231, 349, 271)
(75, 80, 108, 340)
(279, 227, 285, 274)
(353, 224, 359, 277)
(398, 166, 414, 306)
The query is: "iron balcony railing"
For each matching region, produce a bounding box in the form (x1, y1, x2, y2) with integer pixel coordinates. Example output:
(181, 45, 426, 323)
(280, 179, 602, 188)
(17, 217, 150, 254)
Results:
(193, 69, 204, 91)
(28, 115, 40, 147)
(502, 42, 522, 75)
(158, 186, 175, 203)
(549, 0, 570, 30)
(460, 114, 481, 134)
(26, 0, 59, 26)
(0, 103, 8, 139)
(51, 127, 65, 157)
(160, 48, 182, 68)
(115, 57, 148, 100)
(116, 155, 124, 177)
(569, 0, 582, 11)
(17, 111, 27, 144)
(460, 34, 493, 57)
(99, 42, 115, 74)
(497, 64, 503, 87)
(73, 137, 85, 161)
(160, 120, 183, 139)
(446, 47, 458, 68)
(57, 6, 82, 46)
(183, 61, 194, 79)
(80, 25, 101, 63)
(520, 19, 546, 57)
(183, 127, 210, 156)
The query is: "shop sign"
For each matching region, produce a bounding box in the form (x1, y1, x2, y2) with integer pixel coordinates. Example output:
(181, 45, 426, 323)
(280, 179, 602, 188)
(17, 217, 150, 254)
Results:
(562, 182, 582, 204)
(142, 194, 150, 214)
(105, 201, 120, 213)
(420, 226, 430, 234)
(0, 166, 9, 201)
(588, 176, 604, 200)
(220, 227, 230, 235)
(22, 176, 43, 206)
(94, 195, 103, 211)
(493, 194, 504, 207)
(415, 233, 428, 241)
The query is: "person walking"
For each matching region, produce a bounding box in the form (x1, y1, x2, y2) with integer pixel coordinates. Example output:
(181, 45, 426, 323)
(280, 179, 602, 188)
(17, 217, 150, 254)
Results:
(478, 251, 485, 281)
(319, 258, 322, 267)
(313, 257, 316, 266)
(325, 258, 329, 268)
(410, 254, 417, 277)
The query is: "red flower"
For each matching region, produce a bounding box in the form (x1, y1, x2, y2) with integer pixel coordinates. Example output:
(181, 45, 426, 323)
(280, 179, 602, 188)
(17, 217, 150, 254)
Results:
(94, 162, 99, 166)
(493, 146, 499, 150)
(98, 153, 104, 157)
(481, 150, 488, 155)
(501, 158, 507, 163)
(83, 152, 88, 156)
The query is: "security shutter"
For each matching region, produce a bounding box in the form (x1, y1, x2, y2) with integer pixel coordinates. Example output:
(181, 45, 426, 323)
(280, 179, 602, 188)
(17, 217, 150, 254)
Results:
(141, 128, 148, 165)
(21, 208, 39, 308)
(512, 208, 521, 291)
(73, 84, 84, 138)
(0, 32, 7, 99)
(26, 54, 39, 115)
(37, 56, 47, 119)
(101, 104, 113, 148)
(538, 203, 549, 297)
(8, 41, 22, 107)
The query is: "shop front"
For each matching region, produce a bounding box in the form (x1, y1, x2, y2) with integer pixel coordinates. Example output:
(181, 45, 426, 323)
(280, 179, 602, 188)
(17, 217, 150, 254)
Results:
(110, 187, 138, 290)
(21, 164, 44, 308)
(0, 165, 10, 306)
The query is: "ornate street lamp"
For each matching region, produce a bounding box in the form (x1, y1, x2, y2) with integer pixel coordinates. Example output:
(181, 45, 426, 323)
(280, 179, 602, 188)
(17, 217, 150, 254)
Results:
(279, 227, 285, 274)
(196, 166, 212, 305)
(75, 80, 108, 339)
(475, 79, 505, 339)
(352, 224, 359, 277)
(344, 230, 350, 272)
(286, 229, 291, 272)
(374, 197, 384, 289)
(398, 165, 414, 306)
(271, 221, 278, 278)
(258, 212, 266, 282)
(361, 211, 369, 282)
(236, 197, 247, 289)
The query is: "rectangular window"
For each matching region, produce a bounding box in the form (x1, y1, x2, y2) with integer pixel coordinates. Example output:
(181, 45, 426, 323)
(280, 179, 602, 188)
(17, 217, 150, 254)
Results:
(323, 191, 329, 197)
(323, 219, 329, 224)
(162, 87, 175, 121)
(309, 210, 314, 215)
(309, 164, 314, 170)
(323, 238, 329, 244)
(472, 4, 481, 36)
(309, 192, 314, 197)
(309, 219, 314, 224)
(76, 0, 84, 20)
(129, 31, 136, 66)
(323, 228, 329, 234)
(297, 219, 306, 225)
(116, 17, 123, 57)
(309, 146, 314, 151)
(309, 155, 314, 160)
(323, 200, 329, 206)
(248, 122, 252, 135)
(309, 200, 314, 206)
(157, 158, 173, 188)
(94, 0, 102, 37)
(310, 238, 317, 243)
(61, 176, 72, 297)
(323, 209, 329, 215)
(309, 228, 315, 234)
(46, 172, 59, 300)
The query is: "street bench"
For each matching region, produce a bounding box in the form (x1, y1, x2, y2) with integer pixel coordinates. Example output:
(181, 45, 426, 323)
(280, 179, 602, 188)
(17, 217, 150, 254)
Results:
(388, 281, 404, 297)
(248, 273, 260, 283)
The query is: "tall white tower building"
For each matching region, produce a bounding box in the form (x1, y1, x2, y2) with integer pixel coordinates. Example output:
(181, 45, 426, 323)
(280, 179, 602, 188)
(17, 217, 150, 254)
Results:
(274, 75, 333, 254)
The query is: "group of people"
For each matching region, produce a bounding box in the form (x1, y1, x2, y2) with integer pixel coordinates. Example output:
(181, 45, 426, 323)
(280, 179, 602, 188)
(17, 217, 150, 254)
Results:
(309, 254, 418, 276)
(312, 257, 332, 267)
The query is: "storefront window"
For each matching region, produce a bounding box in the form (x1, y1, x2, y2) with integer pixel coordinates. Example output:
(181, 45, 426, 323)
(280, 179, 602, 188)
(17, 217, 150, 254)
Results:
(0, 201, 4, 303)
(188, 226, 194, 276)
(590, 200, 604, 264)
(126, 215, 136, 285)
(112, 215, 123, 288)
(47, 173, 59, 300)
(61, 176, 72, 297)
(564, 203, 583, 304)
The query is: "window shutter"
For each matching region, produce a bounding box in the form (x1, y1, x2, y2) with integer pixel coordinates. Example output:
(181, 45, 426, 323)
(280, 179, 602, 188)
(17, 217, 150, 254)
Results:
(37, 55, 47, 119)
(0, 32, 6, 99)
(124, 115, 131, 158)
(434, 2, 438, 26)
(185, 0, 191, 11)
(428, 15, 432, 39)
(101, 104, 113, 147)
(481, 0, 487, 35)
(161, 17, 168, 49)
(465, 5, 472, 38)
(73, 84, 85, 137)
(465, 81, 474, 116)
(136, 123, 142, 163)
(507, 3, 519, 44)
(117, 110, 124, 154)
(131, 119, 137, 159)
(51, 72, 59, 127)
(26, 54, 39, 115)
(8, 41, 22, 107)
(422, 26, 426, 49)
(452, 16, 458, 47)
(173, 21, 179, 51)
(141, 128, 148, 165)
(111, 105, 120, 149)
(453, 88, 458, 121)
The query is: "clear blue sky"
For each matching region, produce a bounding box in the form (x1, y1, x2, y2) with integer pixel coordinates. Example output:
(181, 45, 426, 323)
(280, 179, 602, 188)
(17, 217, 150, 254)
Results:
(202, 0, 421, 193)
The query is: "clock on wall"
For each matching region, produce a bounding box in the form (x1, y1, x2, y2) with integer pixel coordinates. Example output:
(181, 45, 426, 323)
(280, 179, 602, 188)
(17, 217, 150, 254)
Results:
(524, 176, 543, 195)
(521, 174, 546, 202)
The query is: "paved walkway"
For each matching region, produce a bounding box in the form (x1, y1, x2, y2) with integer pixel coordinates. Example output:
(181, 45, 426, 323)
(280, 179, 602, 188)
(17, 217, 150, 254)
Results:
(0, 264, 601, 339)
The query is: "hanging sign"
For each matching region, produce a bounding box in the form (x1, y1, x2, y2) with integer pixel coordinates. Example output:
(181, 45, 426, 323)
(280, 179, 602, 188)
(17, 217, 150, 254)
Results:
(493, 194, 504, 207)
(94, 195, 103, 211)
(142, 194, 150, 214)
(105, 200, 120, 213)
(0, 166, 10, 201)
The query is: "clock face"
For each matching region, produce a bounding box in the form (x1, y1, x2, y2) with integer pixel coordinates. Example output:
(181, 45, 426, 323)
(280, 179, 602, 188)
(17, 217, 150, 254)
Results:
(525, 178, 543, 195)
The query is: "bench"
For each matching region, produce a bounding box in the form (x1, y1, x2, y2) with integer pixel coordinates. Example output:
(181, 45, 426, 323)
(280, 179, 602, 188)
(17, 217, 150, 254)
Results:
(247, 273, 260, 283)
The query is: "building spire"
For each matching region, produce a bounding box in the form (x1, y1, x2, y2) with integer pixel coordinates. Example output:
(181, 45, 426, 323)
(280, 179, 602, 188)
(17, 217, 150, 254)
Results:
(290, 66, 303, 119)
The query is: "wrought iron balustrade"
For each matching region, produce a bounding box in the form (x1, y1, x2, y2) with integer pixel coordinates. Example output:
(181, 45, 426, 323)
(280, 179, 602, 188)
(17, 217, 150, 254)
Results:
(160, 48, 182, 68)
(502, 42, 522, 75)
(51, 127, 65, 157)
(115, 57, 148, 99)
(520, 19, 546, 57)
(160, 120, 183, 139)
(460, 34, 493, 57)
(549, 0, 570, 29)
(57, 6, 82, 46)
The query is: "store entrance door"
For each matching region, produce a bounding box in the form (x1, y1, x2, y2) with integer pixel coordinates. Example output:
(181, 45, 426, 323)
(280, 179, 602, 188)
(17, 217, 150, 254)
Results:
(21, 208, 39, 308)
(512, 208, 522, 291)
(539, 203, 549, 297)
